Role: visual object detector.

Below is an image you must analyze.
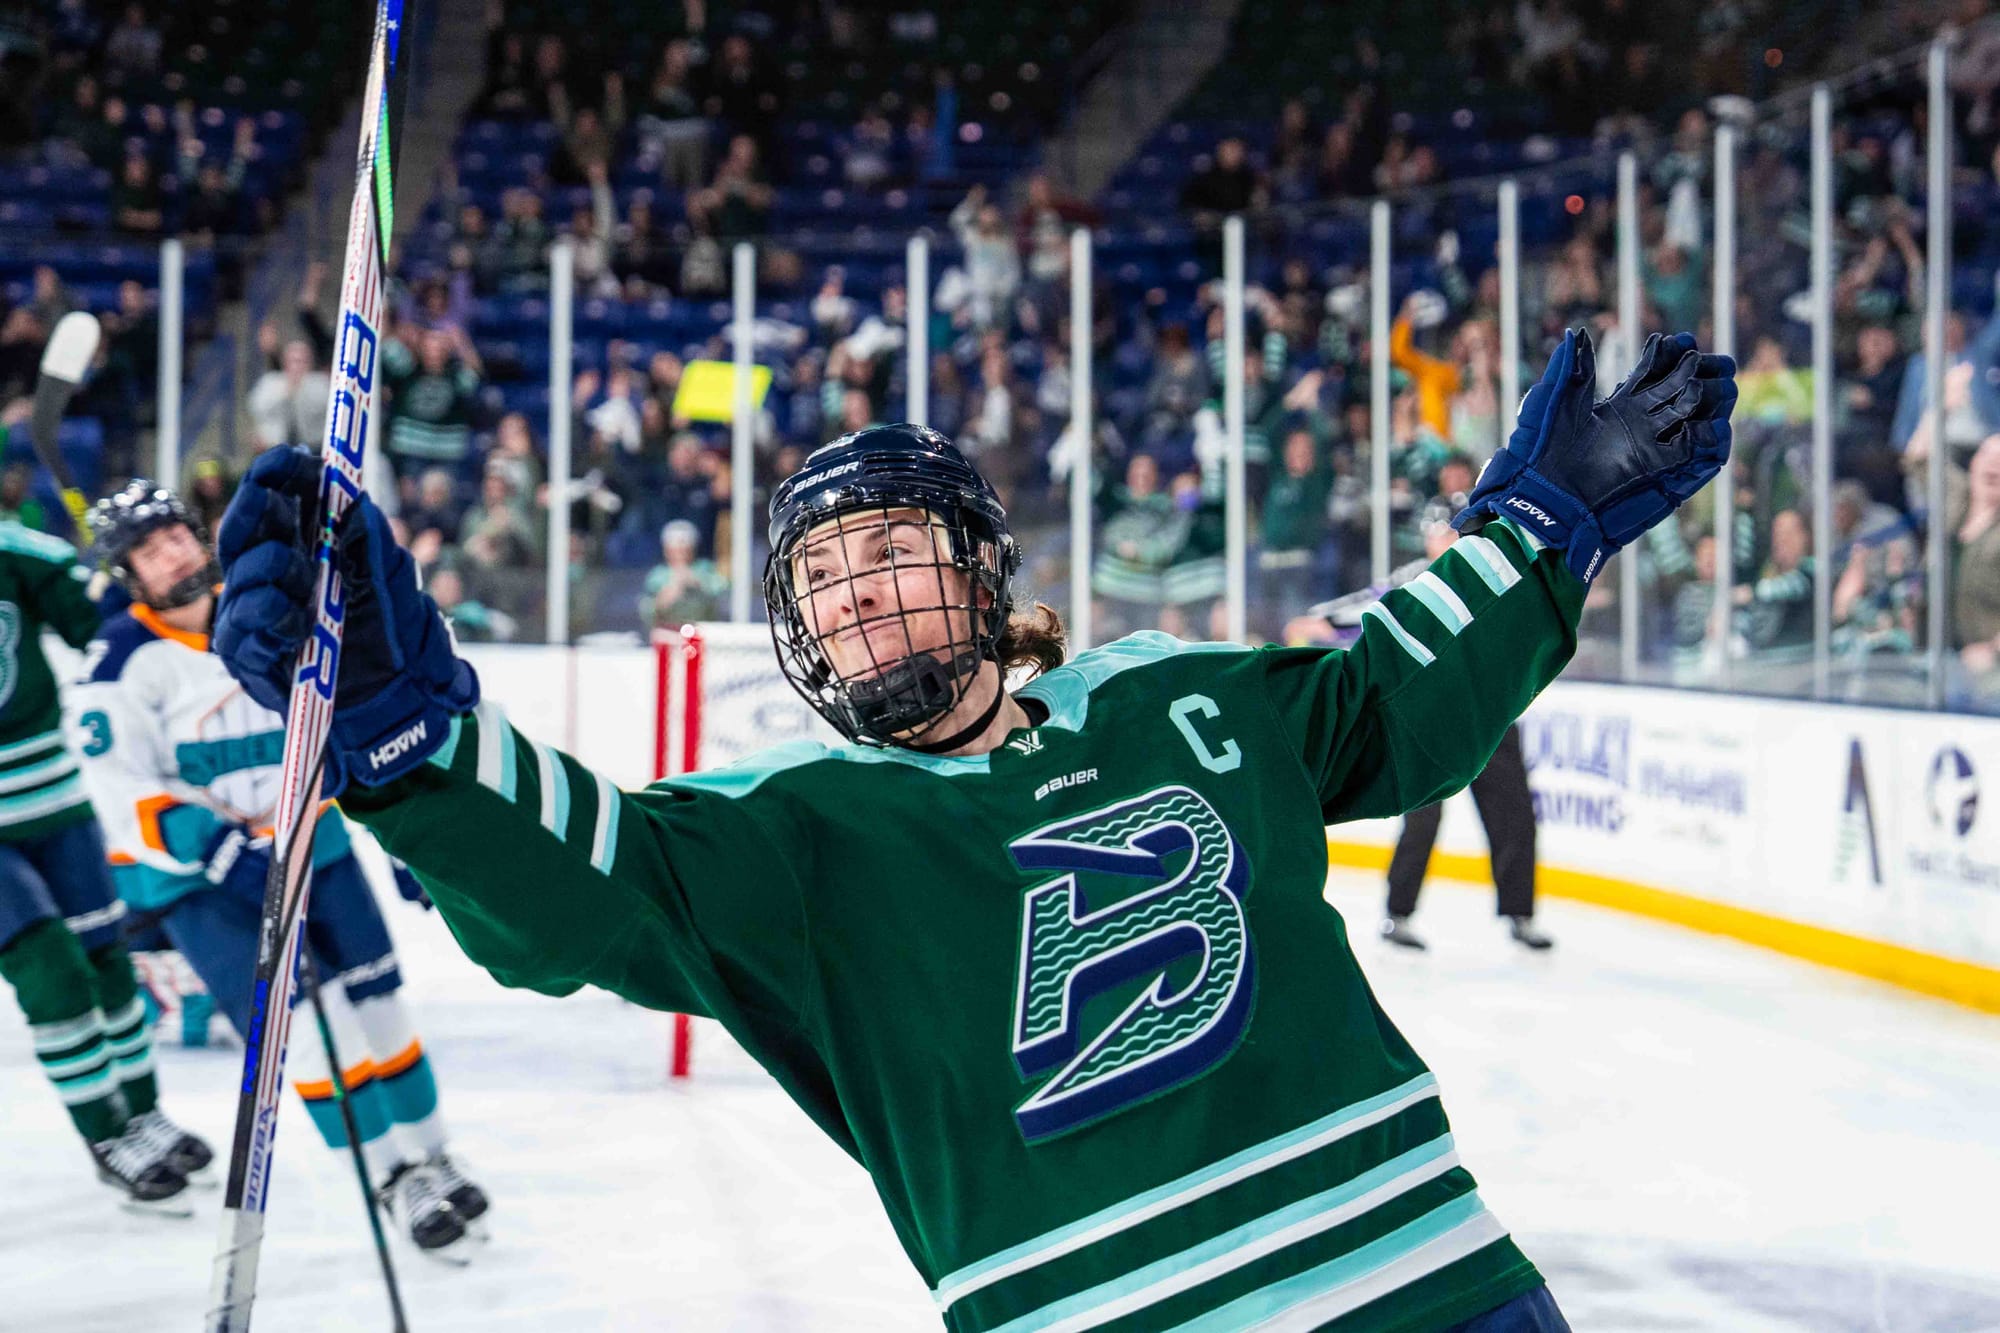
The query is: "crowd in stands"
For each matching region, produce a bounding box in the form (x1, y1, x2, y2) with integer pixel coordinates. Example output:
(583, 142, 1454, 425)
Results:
(11, 0, 2000, 710)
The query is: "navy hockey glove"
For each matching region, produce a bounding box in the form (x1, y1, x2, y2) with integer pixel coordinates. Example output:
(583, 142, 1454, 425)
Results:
(201, 823, 272, 907)
(213, 445, 479, 795)
(1453, 328, 1736, 584)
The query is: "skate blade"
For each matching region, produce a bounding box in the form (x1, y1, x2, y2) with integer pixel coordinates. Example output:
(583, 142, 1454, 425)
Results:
(412, 1234, 476, 1267)
(117, 1193, 195, 1219)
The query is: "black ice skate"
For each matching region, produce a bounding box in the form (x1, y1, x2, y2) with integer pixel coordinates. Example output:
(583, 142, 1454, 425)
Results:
(1379, 916, 1427, 950)
(427, 1152, 490, 1232)
(130, 1107, 216, 1184)
(379, 1160, 470, 1261)
(91, 1120, 192, 1216)
(1507, 916, 1554, 951)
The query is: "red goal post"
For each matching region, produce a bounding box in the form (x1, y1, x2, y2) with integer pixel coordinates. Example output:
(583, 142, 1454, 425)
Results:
(651, 622, 835, 1079)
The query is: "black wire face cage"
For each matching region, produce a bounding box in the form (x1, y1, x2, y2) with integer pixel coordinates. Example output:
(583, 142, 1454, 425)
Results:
(765, 502, 1015, 749)
(87, 484, 218, 611)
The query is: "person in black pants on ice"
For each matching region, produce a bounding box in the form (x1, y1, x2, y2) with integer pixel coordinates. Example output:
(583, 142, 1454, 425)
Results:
(1285, 499, 1553, 951)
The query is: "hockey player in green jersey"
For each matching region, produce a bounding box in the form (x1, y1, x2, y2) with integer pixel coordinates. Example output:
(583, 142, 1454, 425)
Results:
(0, 519, 213, 1210)
(211, 327, 1735, 1331)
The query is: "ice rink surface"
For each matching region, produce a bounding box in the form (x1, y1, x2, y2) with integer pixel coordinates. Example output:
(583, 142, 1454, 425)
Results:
(5, 864, 1999, 1332)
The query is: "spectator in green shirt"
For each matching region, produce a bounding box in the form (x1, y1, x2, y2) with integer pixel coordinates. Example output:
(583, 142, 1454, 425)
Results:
(641, 519, 728, 632)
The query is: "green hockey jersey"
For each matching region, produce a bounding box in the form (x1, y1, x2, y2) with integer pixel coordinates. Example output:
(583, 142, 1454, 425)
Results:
(343, 515, 1582, 1332)
(0, 522, 102, 843)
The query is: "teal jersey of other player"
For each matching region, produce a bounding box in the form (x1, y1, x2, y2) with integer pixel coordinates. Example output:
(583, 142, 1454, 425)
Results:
(344, 516, 1581, 1332)
(0, 522, 101, 842)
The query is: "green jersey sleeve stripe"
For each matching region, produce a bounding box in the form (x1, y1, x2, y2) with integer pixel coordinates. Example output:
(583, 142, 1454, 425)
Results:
(425, 714, 464, 772)
(1405, 572, 1472, 635)
(533, 741, 571, 841)
(1162, 1195, 1506, 1333)
(987, 1137, 1462, 1333)
(474, 700, 519, 802)
(589, 771, 621, 874)
(932, 1073, 1439, 1310)
(1449, 534, 1521, 595)
(1360, 603, 1436, 667)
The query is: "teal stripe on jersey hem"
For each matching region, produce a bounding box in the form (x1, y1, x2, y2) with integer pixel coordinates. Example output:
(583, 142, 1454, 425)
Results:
(1361, 604, 1435, 667)
(589, 772, 620, 874)
(983, 1137, 1461, 1333)
(933, 1073, 1440, 1310)
(1406, 572, 1472, 635)
(1451, 536, 1521, 595)
(0, 775, 89, 825)
(534, 742, 571, 841)
(426, 714, 464, 772)
(0, 751, 77, 793)
(1161, 1195, 1505, 1333)
(0, 729, 64, 765)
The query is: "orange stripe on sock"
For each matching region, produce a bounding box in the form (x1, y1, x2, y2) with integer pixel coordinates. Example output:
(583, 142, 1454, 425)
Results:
(293, 1058, 376, 1101)
(372, 1039, 425, 1079)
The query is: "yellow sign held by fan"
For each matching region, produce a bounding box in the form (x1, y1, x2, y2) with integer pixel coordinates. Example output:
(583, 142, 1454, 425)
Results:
(672, 360, 772, 423)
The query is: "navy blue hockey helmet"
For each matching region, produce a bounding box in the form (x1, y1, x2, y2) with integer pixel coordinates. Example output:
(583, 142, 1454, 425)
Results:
(86, 479, 218, 610)
(763, 423, 1022, 749)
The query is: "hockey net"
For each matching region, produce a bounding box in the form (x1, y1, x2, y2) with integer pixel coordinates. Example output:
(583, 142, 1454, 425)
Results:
(652, 622, 837, 1081)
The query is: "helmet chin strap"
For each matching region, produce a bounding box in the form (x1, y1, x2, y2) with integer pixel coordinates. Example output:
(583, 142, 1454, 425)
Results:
(901, 660, 1008, 755)
(144, 562, 221, 611)
(843, 646, 1003, 753)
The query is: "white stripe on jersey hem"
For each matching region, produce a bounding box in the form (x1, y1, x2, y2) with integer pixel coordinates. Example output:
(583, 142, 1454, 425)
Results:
(1408, 571, 1473, 635)
(1453, 536, 1521, 595)
(589, 772, 621, 875)
(0, 776, 89, 825)
(474, 700, 518, 802)
(986, 1143, 1464, 1333)
(932, 1074, 1440, 1311)
(0, 729, 64, 764)
(1224, 1208, 1509, 1332)
(0, 751, 78, 794)
(1361, 604, 1436, 667)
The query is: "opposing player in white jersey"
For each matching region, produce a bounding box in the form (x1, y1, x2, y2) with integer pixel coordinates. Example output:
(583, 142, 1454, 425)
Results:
(67, 481, 490, 1257)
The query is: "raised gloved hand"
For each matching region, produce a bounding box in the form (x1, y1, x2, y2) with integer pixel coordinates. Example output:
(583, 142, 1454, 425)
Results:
(212, 446, 478, 794)
(1453, 328, 1736, 584)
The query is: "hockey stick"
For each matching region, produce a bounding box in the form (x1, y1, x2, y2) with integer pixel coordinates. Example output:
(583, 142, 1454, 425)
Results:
(31, 310, 102, 538)
(298, 950, 409, 1333)
(206, 0, 407, 1326)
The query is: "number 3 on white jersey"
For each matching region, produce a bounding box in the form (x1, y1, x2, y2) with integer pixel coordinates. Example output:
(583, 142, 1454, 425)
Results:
(1007, 785, 1256, 1143)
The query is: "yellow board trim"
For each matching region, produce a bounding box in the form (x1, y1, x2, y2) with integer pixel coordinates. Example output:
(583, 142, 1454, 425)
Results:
(1325, 838, 2000, 1016)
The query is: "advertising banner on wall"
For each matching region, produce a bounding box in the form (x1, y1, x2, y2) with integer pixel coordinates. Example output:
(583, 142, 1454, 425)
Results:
(1334, 681, 2000, 972)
